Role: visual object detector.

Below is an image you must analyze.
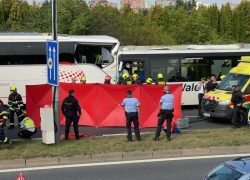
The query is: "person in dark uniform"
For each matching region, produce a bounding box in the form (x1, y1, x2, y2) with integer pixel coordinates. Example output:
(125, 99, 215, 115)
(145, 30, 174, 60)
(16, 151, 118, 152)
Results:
(104, 75, 111, 84)
(204, 77, 214, 94)
(132, 74, 141, 85)
(0, 100, 11, 149)
(122, 73, 132, 85)
(7, 86, 23, 129)
(122, 90, 141, 142)
(146, 77, 153, 84)
(61, 89, 82, 140)
(153, 86, 174, 142)
(231, 85, 246, 129)
(155, 73, 166, 85)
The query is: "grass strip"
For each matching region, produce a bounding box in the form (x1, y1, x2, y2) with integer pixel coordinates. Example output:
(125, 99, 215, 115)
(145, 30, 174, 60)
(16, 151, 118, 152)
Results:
(0, 127, 248, 161)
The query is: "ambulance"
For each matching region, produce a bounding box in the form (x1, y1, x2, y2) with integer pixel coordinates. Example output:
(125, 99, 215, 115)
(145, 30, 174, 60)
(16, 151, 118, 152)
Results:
(202, 56, 250, 124)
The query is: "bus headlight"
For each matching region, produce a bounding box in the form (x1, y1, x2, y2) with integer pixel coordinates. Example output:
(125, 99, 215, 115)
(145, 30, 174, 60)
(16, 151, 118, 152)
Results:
(218, 100, 231, 105)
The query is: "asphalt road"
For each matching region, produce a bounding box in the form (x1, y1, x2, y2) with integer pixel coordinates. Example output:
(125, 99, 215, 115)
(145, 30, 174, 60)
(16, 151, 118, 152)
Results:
(5, 106, 246, 140)
(0, 155, 240, 180)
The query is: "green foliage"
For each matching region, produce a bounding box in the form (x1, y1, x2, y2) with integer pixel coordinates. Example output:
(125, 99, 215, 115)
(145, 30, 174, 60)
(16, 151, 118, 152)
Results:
(1, 0, 250, 45)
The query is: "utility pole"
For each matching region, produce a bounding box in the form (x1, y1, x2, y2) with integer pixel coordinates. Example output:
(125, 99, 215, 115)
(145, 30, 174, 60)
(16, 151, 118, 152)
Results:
(52, 0, 60, 144)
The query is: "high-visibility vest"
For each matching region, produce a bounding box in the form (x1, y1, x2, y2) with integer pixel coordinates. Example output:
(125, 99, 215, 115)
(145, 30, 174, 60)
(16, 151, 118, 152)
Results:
(23, 117, 35, 130)
(158, 81, 165, 85)
(127, 81, 132, 85)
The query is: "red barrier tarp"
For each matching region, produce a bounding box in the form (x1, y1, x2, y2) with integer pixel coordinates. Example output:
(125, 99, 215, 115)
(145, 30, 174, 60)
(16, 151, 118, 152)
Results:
(26, 83, 182, 128)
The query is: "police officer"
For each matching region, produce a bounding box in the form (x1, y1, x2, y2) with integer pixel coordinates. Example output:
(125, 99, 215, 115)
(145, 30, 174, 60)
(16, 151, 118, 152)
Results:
(104, 75, 111, 84)
(80, 77, 86, 84)
(231, 85, 246, 129)
(155, 73, 166, 85)
(146, 77, 153, 84)
(122, 90, 141, 142)
(0, 100, 11, 149)
(132, 74, 141, 85)
(153, 86, 174, 142)
(17, 113, 37, 139)
(7, 86, 24, 129)
(61, 89, 82, 140)
(122, 73, 132, 85)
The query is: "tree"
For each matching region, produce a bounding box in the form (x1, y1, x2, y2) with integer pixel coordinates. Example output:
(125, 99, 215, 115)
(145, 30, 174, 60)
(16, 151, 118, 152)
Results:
(91, 4, 119, 36)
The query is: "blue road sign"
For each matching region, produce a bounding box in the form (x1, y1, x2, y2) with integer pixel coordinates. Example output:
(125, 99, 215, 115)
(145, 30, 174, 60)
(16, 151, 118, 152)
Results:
(47, 40, 59, 86)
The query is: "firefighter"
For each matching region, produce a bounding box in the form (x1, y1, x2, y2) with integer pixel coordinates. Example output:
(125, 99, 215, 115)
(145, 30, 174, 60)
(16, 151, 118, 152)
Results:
(155, 73, 166, 85)
(7, 86, 23, 129)
(132, 74, 141, 85)
(231, 85, 246, 129)
(219, 60, 230, 80)
(61, 89, 81, 140)
(122, 90, 141, 142)
(122, 73, 132, 85)
(153, 86, 174, 142)
(0, 100, 11, 149)
(104, 75, 111, 84)
(17, 114, 37, 139)
(146, 77, 153, 84)
(80, 77, 86, 84)
(220, 75, 226, 81)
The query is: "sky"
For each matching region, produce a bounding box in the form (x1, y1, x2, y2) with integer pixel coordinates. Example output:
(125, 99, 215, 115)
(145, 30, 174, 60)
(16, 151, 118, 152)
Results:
(29, 0, 242, 9)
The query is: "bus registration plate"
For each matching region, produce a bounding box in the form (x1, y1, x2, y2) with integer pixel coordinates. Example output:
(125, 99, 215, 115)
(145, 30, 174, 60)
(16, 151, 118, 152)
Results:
(203, 113, 210, 117)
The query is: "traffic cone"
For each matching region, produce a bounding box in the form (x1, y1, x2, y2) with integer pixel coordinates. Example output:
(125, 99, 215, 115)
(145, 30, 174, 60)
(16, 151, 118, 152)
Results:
(16, 173, 27, 180)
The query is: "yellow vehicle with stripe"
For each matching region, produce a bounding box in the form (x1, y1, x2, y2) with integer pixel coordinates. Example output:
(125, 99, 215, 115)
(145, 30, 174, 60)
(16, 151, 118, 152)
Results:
(202, 56, 250, 124)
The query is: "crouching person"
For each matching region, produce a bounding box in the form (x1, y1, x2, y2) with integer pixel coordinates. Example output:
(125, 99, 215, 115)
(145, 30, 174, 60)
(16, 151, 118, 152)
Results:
(18, 114, 37, 139)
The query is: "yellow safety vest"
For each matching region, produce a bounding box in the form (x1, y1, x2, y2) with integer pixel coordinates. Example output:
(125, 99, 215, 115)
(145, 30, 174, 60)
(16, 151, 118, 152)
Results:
(23, 117, 35, 130)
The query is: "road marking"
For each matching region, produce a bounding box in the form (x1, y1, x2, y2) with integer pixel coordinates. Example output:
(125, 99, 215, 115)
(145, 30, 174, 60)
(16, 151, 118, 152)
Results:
(1, 153, 249, 173)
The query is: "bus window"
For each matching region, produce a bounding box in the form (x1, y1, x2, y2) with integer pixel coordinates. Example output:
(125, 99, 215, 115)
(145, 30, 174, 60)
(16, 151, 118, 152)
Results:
(13, 42, 46, 64)
(181, 58, 238, 81)
(0, 43, 13, 65)
(75, 44, 113, 68)
(120, 60, 146, 83)
(12, 42, 74, 65)
(150, 59, 180, 82)
(59, 42, 74, 63)
(181, 58, 209, 81)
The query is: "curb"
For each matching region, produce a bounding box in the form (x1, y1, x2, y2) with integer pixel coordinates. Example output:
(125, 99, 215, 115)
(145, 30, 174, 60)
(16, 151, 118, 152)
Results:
(1, 145, 250, 169)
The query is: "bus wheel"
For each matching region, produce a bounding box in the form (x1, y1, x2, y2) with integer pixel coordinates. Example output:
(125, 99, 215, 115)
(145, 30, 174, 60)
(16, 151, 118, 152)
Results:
(231, 110, 247, 125)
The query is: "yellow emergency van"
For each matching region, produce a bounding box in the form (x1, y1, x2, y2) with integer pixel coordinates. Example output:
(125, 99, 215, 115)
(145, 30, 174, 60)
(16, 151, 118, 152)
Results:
(202, 56, 250, 124)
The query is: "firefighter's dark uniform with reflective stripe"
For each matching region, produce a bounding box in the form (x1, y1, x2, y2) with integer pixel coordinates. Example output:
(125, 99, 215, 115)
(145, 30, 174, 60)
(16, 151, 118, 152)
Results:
(7, 93, 23, 129)
(122, 79, 132, 85)
(61, 95, 81, 139)
(155, 79, 166, 85)
(0, 101, 11, 149)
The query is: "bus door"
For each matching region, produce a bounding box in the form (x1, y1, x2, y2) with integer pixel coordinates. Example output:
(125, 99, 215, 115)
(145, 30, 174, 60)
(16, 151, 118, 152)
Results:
(119, 58, 149, 84)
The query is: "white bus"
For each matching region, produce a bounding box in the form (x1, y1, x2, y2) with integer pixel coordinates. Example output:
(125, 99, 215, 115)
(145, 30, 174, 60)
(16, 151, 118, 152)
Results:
(0, 33, 120, 104)
(1, 33, 250, 106)
(117, 44, 250, 105)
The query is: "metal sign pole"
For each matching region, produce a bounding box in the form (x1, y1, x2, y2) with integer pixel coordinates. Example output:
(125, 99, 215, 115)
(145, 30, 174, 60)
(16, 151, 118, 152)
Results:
(52, 0, 60, 144)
